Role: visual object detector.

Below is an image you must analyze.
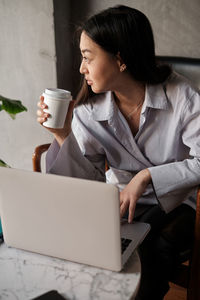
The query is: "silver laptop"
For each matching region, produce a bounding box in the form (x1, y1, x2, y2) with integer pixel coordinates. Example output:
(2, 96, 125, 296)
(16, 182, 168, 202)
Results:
(0, 167, 150, 271)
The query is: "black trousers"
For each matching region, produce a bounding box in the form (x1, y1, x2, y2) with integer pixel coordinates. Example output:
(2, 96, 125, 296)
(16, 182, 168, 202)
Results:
(134, 204, 195, 300)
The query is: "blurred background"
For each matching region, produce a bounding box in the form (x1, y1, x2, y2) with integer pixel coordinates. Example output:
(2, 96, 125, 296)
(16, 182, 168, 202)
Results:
(0, 0, 199, 170)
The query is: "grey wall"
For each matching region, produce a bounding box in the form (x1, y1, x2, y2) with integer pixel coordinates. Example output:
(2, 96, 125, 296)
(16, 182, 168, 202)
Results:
(56, 0, 200, 98)
(0, 0, 56, 170)
(0, 0, 199, 171)
(86, 0, 200, 58)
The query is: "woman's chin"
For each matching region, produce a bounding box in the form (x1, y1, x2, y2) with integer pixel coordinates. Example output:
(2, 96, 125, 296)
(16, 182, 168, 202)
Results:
(91, 86, 106, 94)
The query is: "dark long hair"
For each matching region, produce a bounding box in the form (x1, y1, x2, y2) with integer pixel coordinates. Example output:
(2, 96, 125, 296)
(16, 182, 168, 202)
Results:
(76, 5, 171, 105)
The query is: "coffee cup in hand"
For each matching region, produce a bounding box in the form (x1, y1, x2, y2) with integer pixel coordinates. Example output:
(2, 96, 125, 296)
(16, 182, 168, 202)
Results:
(42, 88, 72, 128)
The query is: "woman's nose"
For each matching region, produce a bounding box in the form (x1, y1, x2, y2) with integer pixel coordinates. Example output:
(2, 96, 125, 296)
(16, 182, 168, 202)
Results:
(79, 61, 88, 74)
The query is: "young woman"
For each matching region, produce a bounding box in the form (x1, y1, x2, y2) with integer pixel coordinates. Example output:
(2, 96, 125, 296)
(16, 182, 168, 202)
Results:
(37, 5, 200, 299)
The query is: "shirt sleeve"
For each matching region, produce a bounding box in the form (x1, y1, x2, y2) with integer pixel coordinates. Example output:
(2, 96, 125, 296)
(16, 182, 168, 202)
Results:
(46, 109, 106, 182)
(148, 91, 200, 212)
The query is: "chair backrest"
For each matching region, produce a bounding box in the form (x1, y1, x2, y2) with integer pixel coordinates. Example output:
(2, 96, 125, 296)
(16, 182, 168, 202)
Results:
(157, 56, 200, 89)
(157, 56, 200, 300)
(188, 189, 200, 300)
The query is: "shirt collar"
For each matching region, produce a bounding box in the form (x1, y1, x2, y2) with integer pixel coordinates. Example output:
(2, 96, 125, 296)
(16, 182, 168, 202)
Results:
(90, 83, 170, 121)
(90, 91, 117, 121)
(142, 83, 170, 113)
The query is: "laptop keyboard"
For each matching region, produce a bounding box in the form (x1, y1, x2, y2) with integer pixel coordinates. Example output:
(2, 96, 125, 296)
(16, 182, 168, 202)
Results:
(121, 238, 132, 254)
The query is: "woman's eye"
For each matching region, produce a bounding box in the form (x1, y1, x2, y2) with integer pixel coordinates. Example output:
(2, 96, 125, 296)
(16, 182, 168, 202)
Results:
(83, 57, 89, 62)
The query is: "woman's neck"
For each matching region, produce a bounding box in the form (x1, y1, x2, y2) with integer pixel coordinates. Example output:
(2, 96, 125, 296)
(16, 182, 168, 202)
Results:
(113, 77, 145, 109)
(113, 78, 145, 136)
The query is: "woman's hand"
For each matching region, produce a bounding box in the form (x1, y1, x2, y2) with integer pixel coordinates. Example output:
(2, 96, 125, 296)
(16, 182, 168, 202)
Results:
(37, 95, 75, 146)
(120, 169, 151, 223)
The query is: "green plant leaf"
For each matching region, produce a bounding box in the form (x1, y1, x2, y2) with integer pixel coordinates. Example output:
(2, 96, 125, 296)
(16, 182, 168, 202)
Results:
(0, 159, 10, 168)
(0, 95, 27, 118)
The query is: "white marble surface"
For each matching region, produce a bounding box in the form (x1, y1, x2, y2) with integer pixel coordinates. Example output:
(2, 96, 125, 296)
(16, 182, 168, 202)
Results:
(0, 243, 141, 300)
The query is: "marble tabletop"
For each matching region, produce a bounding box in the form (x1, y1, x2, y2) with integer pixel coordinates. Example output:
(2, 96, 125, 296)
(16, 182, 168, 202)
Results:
(0, 243, 141, 300)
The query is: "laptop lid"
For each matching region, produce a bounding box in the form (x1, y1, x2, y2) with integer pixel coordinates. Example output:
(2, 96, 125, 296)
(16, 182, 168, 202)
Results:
(0, 167, 150, 271)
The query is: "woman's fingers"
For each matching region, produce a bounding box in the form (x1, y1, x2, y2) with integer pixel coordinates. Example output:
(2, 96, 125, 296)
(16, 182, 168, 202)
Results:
(120, 195, 129, 219)
(128, 200, 136, 223)
(120, 197, 136, 223)
(120, 185, 137, 223)
(37, 95, 49, 124)
(36, 97, 75, 145)
(37, 95, 47, 110)
(37, 100, 47, 109)
(119, 170, 152, 223)
(37, 109, 43, 117)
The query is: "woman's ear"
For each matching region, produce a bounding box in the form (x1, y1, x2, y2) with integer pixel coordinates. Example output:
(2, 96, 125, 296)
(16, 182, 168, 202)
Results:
(116, 52, 127, 72)
(120, 64, 126, 72)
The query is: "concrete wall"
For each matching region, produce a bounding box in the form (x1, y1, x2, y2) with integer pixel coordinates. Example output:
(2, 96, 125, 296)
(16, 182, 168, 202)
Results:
(0, 0, 56, 170)
(0, 0, 199, 171)
(67, 0, 200, 100)
(82, 0, 200, 58)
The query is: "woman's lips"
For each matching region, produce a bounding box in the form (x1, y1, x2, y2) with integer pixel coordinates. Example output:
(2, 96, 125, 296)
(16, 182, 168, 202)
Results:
(86, 79, 93, 85)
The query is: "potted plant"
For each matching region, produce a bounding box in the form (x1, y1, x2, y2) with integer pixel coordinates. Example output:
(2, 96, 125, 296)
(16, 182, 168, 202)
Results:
(0, 94, 27, 167)
(0, 94, 27, 237)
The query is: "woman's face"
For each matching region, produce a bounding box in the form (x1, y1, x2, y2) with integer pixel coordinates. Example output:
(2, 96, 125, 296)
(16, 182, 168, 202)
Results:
(79, 31, 122, 94)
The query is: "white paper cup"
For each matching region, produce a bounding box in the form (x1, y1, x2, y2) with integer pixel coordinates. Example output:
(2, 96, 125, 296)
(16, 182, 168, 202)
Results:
(42, 88, 72, 128)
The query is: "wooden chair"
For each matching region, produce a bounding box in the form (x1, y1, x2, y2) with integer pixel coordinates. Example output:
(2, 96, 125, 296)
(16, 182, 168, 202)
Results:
(32, 143, 51, 172)
(32, 56, 200, 300)
(185, 189, 200, 300)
